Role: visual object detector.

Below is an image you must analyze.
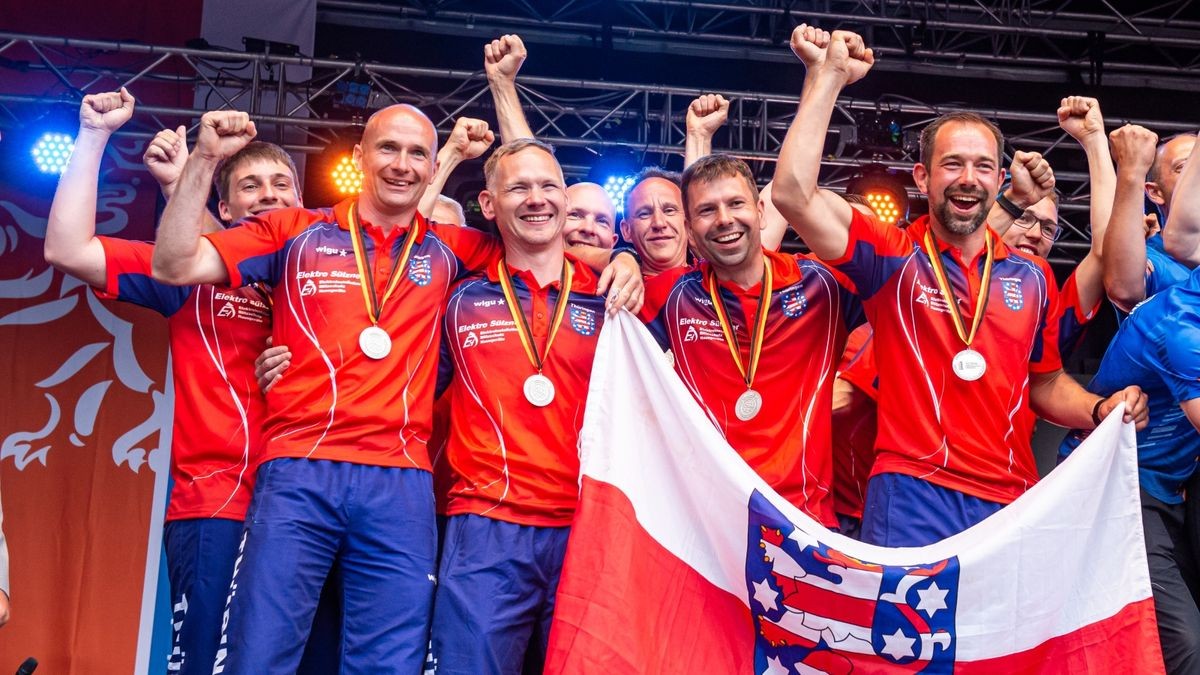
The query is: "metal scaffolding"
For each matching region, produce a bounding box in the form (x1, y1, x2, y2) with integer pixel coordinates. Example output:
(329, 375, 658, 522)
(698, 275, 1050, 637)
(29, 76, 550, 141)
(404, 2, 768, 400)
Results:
(1, 25, 1190, 265)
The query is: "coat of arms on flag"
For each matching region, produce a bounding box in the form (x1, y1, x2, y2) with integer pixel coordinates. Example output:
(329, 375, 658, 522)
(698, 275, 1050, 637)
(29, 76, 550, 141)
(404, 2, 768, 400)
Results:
(747, 491, 956, 673)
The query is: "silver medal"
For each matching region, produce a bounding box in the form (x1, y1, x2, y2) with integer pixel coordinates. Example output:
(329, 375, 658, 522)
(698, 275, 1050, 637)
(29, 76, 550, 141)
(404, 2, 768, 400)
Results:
(735, 389, 763, 421)
(358, 325, 393, 360)
(952, 348, 987, 381)
(523, 373, 556, 407)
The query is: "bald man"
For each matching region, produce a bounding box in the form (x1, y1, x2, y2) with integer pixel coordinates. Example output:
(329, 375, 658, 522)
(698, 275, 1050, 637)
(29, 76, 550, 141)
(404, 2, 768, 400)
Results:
(564, 182, 618, 249)
(152, 104, 506, 673)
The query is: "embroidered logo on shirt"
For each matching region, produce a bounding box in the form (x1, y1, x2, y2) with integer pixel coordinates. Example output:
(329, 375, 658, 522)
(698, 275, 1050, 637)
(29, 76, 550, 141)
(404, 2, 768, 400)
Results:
(569, 304, 597, 336)
(1000, 278, 1024, 311)
(780, 288, 807, 318)
(408, 255, 432, 287)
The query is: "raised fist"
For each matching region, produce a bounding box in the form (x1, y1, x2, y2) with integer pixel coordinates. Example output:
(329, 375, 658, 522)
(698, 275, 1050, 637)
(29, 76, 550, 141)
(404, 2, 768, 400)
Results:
(445, 117, 495, 161)
(686, 94, 730, 138)
(790, 23, 831, 70)
(79, 88, 135, 135)
(143, 125, 189, 193)
(1008, 151, 1055, 208)
(1109, 124, 1159, 174)
(1057, 96, 1104, 141)
(195, 111, 257, 162)
(484, 34, 527, 83)
(822, 30, 875, 86)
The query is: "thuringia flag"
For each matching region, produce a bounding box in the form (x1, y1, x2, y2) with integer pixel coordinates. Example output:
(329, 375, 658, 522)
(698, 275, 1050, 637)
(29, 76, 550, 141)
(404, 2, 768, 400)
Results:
(546, 313, 1162, 674)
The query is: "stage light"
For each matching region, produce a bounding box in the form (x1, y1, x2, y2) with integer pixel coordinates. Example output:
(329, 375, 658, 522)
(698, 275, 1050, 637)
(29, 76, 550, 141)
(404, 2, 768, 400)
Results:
(846, 165, 911, 226)
(603, 175, 636, 214)
(31, 132, 74, 174)
(331, 155, 363, 195)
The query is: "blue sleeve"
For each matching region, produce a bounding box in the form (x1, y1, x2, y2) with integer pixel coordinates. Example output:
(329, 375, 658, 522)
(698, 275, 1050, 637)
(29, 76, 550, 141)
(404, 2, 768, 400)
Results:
(97, 236, 192, 317)
(823, 209, 914, 301)
(1160, 323, 1200, 404)
(1145, 246, 1191, 298)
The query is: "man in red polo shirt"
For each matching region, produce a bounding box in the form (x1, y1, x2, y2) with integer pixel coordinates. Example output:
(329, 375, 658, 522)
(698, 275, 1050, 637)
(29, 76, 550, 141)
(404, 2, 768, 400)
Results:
(639, 153, 862, 528)
(771, 25, 1147, 547)
(430, 138, 608, 673)
(43, 90, 297, 674)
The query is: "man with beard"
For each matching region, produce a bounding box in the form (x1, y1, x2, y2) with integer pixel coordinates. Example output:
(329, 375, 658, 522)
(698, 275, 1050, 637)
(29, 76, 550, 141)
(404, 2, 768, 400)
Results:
(771, 25, 1147, 547)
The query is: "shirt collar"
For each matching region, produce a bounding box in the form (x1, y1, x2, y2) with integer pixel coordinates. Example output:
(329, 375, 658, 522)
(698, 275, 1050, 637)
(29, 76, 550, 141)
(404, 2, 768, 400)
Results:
(908, 214, 1010, 261)
(333, 197, 428, 245)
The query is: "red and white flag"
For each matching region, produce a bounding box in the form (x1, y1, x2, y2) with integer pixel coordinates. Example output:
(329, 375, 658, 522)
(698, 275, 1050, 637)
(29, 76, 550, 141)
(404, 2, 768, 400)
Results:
(546, 313, 1162, 674)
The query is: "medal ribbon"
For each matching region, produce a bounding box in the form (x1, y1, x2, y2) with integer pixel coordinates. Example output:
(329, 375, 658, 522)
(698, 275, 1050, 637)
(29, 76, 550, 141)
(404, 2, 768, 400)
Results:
(348, 202, 420, 325)
(922, 228, 994, 348)
(706, 260, 773, 390)
(497, 258, 574, 372)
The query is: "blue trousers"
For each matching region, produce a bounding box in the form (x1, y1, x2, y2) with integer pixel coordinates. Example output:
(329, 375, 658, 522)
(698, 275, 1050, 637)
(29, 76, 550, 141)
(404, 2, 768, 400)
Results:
(431, 515, 570, 675)
(213, 458, 437, 674)
(860, 472, 1005, 547)
(163, 518, 242, 675)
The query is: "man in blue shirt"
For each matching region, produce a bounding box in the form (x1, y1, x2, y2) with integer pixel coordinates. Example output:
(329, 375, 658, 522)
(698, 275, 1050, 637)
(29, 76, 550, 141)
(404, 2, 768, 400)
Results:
(1060, 268, 1200, 673)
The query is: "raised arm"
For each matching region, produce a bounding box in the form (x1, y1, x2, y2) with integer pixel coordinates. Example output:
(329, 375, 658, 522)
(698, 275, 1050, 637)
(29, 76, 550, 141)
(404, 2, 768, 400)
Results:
(484, 34, 534, 142)
(684, 94, 729, 169)
(151, 111, 256, 285)
(418, 117, 495, 219)
(1059, 96, 1114, 312)
(44, 89, 135, 288)
(771, 26, 873, 259)
(1164, 130, 1200, 265)
(986, 151, 1055, 236)
(1103, 124, 1159, 312)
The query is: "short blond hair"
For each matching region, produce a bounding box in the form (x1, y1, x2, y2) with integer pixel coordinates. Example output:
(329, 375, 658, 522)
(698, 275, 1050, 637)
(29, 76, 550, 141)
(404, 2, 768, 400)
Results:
(483, 138, 559, 189)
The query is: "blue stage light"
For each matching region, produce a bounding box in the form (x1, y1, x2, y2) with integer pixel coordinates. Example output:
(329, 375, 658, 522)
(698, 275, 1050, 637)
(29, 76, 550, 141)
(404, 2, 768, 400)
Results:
(32, 132, 75, 174)
(603, 174, 637, 214)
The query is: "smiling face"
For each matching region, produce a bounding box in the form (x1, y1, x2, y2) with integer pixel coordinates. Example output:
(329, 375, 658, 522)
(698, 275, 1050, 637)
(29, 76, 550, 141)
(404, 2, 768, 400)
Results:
(914, 120, 1005, 240)
(563, 182, 618, 249)
(685, 173, 764, 277)
(217, 157, 301, 222)
(478, 145, 566, 252)
(353, 104, 437, 221)
(1001, 194, 1058, 259)
(620, 177, 688, 273)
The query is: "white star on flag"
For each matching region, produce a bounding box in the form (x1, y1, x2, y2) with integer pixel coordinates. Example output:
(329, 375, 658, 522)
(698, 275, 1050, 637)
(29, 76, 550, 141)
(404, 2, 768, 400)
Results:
(916, 581, 949, 617)
(752, 578, 780, 612)
(762, 655, 789, 675)
(880, 628, 917, 660)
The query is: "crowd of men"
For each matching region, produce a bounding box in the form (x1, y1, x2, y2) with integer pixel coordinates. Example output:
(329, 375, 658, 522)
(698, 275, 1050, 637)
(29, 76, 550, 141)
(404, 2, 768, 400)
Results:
(37, 23, 1200, 675)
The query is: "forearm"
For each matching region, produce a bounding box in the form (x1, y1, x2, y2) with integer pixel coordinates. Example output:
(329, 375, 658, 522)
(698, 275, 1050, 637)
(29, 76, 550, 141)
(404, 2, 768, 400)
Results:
(684, 130, 713, 170)
(419, 152, 462, 218)
(1029, 370, 1104, 430)
(568, 244, 621, 273)
(1079, 134, 1116, 260)
(771, 74, 851, 258)
(488, 77, 533, 142)
(1102, 168, 1151, 311)
(44, 128, 110, 287)
(152, 154, 222, 284)
(1164, 135, 1200, 265)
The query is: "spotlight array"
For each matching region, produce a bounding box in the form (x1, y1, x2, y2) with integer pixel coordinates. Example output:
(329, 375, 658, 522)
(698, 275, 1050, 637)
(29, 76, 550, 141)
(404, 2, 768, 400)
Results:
(864, 190, 903, 226)
(603, 175, 636, 214)
(331, 155, 363, 195)
(32, 132, 75, 174)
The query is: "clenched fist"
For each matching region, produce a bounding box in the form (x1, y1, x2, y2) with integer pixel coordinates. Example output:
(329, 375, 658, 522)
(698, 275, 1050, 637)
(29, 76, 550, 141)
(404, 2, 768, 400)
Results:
(687, 94, 730, 139)
(79, 88, 135, 135)
(1008, 151, 1055, 208)
(144, 125, 189, 193)
(195, 111, 257, 162)
(1057, 96, 1105, 142)
(1109, 124, 1158, 175)
(444, 117, 495, 162)
(484, 34, 527, 83)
